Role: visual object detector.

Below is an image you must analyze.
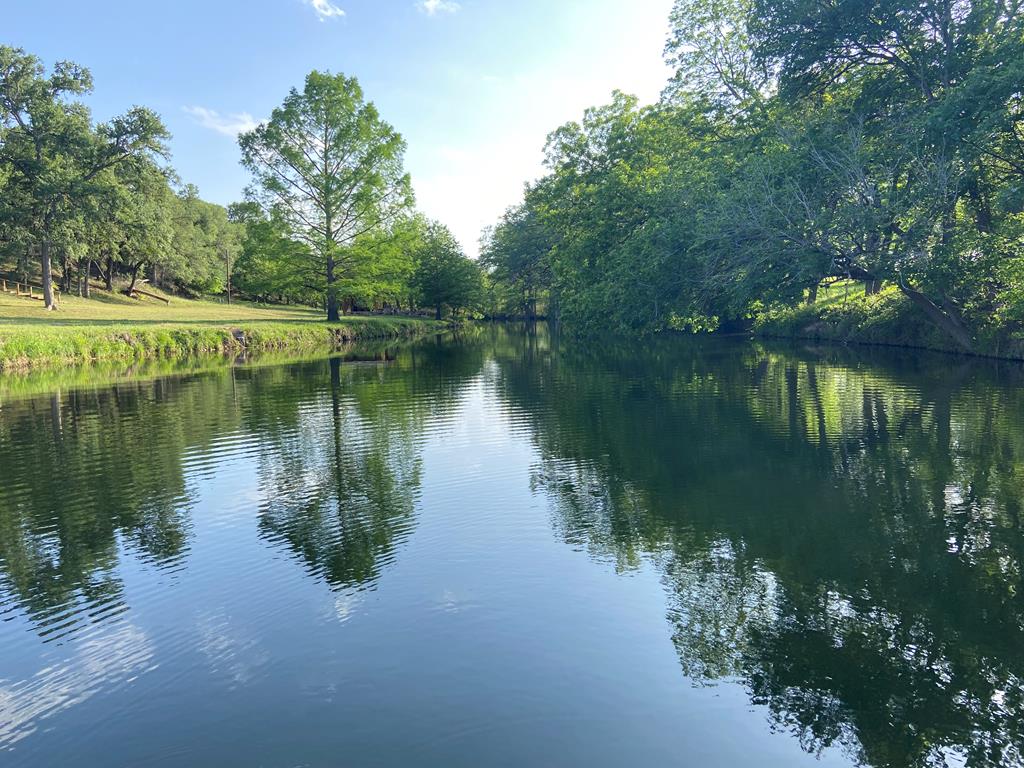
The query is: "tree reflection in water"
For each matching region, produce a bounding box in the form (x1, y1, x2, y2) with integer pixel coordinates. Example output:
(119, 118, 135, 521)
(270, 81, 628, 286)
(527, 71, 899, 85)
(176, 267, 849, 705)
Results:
(0, 377, 212, 642)
(0, 328, 1021, 766)
(253, 340, 487, 591)
(498, 329, 1024, 768)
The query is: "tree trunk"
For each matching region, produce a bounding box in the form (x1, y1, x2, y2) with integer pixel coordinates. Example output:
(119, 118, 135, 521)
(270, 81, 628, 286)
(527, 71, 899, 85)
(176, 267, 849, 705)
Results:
(61, 252, 73, 295)
(41, 237, 56, 310)
(806, 283, 818, 305)
(865, 279, 882, 295)
(967, 175, 993, 234)
(83, 259, 91, 299)
(326, 254, 339, 322)
(126, 262, 143, 296)
(105, 256, 114, 291)
(51, 390, 63, 442)
(899, 284, 974, 352)
(436, 305, 443, 321)
(528, 296, 538, 321)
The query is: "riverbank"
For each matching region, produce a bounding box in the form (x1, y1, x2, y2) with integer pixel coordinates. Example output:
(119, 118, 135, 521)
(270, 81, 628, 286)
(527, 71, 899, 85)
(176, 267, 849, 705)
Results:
(0, 291, 442, 371)
(753, 285, 1024, 361)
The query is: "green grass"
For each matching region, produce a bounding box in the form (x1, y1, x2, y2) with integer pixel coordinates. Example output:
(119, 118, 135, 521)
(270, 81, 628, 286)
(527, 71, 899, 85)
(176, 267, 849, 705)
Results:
(755, 281, 1024, 359)
(0, 285, 324, 324)
(0, 290, 441, 370)
(755, 282, 948, 349)
(807, 279, 867, 308)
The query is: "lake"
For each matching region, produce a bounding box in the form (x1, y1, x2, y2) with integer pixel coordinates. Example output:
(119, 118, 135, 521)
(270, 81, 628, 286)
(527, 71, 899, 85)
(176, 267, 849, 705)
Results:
(1, 326, 1022, 767)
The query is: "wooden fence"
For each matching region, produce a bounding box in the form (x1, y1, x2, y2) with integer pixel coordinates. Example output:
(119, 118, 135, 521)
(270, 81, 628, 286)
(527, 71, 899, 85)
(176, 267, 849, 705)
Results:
(0, 276, 60, 303)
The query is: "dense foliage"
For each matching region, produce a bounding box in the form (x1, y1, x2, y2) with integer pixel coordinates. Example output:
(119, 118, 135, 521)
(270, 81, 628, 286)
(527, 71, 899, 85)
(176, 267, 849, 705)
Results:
(411, 219, 485, 320)
(483, 0, 1024, 353)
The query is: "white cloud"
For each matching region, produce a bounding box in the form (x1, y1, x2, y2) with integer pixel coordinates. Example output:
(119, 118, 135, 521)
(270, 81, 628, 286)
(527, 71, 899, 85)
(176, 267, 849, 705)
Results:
(418, 0, 460, 16)
(195, 611, 270, 686)
(183, 106, 260, 138)
(305, 0, 345, 21)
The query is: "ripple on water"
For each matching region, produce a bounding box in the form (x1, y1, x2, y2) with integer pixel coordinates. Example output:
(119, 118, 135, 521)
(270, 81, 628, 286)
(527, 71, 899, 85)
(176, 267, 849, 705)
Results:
(0, 335, 1023, 768)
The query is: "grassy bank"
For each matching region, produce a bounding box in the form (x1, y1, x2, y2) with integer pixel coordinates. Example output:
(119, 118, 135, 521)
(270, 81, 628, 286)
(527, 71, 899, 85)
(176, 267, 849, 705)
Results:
(754, 282, 1024, 360)
(0, 291, 441, 370)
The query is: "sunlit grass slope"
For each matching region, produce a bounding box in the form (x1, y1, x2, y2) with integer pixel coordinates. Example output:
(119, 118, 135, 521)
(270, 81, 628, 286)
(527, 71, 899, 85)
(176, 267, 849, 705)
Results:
(755, 280, 1024, 359)
(0, 290, 438, 370)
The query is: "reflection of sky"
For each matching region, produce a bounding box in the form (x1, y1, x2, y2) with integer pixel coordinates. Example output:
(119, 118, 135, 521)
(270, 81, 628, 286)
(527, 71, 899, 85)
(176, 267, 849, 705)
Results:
(0, 436, 280, 756)
(330, 592, 362, 624)
(1, 359, 857, 766)
(0, 621, 153, 748)
(194, 610, 270, 687)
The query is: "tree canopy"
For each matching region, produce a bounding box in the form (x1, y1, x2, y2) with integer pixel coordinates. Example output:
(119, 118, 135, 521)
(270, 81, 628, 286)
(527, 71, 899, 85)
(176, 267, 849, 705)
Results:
(483, 0, 1024, 353)
(0, 46, 170, 308)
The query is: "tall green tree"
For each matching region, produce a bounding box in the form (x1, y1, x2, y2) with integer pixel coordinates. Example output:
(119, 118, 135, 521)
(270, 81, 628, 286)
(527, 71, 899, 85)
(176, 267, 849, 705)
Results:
(239, 71, 413, 321)
(0, 46, 167, 309)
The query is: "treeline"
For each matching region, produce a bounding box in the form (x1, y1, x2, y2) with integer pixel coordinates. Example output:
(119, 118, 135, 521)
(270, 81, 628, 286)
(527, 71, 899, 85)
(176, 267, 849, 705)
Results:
(482, 0, 1024, 353)
(0, 48, 484, 319)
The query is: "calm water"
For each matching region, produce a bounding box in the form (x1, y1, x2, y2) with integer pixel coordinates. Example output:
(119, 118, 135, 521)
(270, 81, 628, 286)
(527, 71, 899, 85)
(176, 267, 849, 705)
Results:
(1, 327, 1023, 767)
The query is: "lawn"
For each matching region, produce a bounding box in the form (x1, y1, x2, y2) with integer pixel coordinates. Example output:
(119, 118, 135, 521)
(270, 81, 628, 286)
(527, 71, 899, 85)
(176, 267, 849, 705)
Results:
(0, 286, 323, 326)
(806, 279, 868, 308)
(0, 289, 439, 370)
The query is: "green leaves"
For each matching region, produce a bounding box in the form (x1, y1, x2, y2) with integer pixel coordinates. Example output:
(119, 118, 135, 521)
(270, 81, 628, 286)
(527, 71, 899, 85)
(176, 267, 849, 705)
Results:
(485, 0, 1024, 352)
(0, 46, 169, 306)
(239, 71, 413, 319)
(412, 220, 483, 319)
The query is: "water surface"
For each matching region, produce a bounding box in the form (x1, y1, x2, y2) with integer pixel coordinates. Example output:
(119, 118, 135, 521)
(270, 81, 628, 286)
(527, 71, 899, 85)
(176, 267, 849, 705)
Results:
(1, 327, 1022, 767)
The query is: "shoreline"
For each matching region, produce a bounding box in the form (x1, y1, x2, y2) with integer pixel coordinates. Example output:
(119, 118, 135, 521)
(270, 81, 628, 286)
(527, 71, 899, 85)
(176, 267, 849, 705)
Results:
(752, 329, 1024, 364)
(751, 291, 1024, 363)
(0, 316, 444, 373)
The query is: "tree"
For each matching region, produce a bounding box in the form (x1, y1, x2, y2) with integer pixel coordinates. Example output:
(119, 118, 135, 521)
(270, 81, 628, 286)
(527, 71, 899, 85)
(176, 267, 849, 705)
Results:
(0, 46, 168, 309)
(411, 221, 483, 319)
(344, 215, 418, 311)
(239, 71, 413, 321)
(664, 0, 772, 114)
(481, 202, 554, 320)
(109, 158, 175, 296)
(161, 185, 240, 296)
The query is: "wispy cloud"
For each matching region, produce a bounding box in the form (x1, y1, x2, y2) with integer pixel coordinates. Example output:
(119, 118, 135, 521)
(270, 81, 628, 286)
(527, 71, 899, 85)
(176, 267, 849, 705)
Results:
(183, 106, 260, 137)
(304, 0, 345, 21)
(417, 0, 460, 16)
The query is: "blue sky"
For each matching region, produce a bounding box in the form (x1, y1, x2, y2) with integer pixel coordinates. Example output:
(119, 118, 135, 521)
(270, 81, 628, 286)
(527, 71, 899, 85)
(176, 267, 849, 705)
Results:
(7, 0, 673, 254)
